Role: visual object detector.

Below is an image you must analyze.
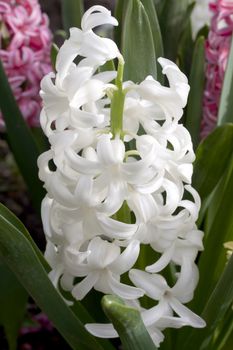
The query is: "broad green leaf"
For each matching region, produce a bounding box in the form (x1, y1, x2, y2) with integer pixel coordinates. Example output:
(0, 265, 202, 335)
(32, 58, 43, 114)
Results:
(141, 0, 164, 82)
(192, 124, 233, 202)
(61, 0, 84, 35)
(0, 206, 111, 350)
(160, 0, 193, 60)
(185, 36, 205, 149)
(0, 61, 45, 214)
(177, 21, 194, 77)
(0, 203, 49, 271)
(102, 295, 157, 350)
(213, 306, 233, 350)
(114, 0, 128, 49)
(153, 0, 165, 18)
(122, 0, 157, 82)
(182, 254, 233, 350)
(218, 35, 233, 125)
(0, 262, 28, 350)
(192, 158, 233, 315)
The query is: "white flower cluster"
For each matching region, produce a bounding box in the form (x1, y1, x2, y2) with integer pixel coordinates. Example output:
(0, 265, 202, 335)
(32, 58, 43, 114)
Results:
(38, 5, 205, 347)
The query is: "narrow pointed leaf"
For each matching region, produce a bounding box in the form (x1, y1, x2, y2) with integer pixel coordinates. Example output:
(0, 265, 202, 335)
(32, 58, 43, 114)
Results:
(61, 0, 84, 35)
(141, 0, 164, 82)
(102, 295, 157, 350)
(185, 36, 205, 149)
(160, 0, 192, 60)
(193, 157, 233, 315)
(192, 124, 233, 201)
(0, 203, 49, 271)
(182, 254, 233, 350)
(0, 61, 45, 213)
(122, 0, 157, 82)
(114, 0, 128, 49)
(0, 205, 110, 350)
(218, 35, 233, 125)
(0, 262, 28, 350)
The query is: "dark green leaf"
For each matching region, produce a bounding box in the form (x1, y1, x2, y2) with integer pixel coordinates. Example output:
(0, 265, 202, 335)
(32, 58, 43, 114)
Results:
(192, 156, 233, 315)
(141, 0, 164, 82)
(192, 124, 233, 202)
(122, 0, 157, 82)
(0, 205, 110, 350)
(0, 203, 49, 271)
(114, 0, 128, 49)
(0, 262, 28, 350)
(0, 61, 45, 214)
(102, 295, 157, 350)
(218, 35, 233, 125)
(61, 0, 84, 35)
(160, 0, 193, 60)
(185, 36, 205, 149)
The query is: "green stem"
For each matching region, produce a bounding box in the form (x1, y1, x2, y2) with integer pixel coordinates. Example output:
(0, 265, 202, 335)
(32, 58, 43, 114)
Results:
(110, 60, 125, 137)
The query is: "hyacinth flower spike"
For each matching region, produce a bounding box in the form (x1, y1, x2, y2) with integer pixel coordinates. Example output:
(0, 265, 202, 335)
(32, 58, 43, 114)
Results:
(38, 5, 206, 347)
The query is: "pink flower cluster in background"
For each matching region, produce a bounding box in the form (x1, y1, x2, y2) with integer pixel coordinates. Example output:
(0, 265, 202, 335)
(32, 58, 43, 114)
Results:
(201, 0, 233, 138)
(0, 0, 52, 127)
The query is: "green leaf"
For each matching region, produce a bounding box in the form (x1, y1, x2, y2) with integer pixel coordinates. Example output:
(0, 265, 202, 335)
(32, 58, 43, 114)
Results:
(218, 35, 233, 125)
(192, 124, 233, 202)
(61, 0, 84, 35)
(192, 155, 233, 315)
(122, 0, 157, 82)
(141, 0, 164, 82)
(0, 204, 109, 350)
(0, 61, 45, 214)
(102, 295, 157, 350)
(0, 203, 49, 271)
(182, 254, 233, 350)
(114, 0, 128, 49)
(0, 262, 28, 350)
(160, 0, 193, 60)
(185, 36, 205, 149)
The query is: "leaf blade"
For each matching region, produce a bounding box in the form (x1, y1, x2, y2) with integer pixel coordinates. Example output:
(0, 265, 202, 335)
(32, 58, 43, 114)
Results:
(122, 0, 157, 82)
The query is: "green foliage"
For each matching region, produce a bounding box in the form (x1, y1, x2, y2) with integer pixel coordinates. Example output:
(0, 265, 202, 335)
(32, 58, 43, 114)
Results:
(102, 295, 157, 350)
(185, 36, 205, 149)
(122, 0, 157, 82)
(61, 0, 84, 36)
(192, 124, 233, 202)
(159, 0, 194, 60)
(0, 262, 28, 350)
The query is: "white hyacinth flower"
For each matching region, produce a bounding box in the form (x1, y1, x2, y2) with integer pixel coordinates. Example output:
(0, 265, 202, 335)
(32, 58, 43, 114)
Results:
(38, 5, 205, 348)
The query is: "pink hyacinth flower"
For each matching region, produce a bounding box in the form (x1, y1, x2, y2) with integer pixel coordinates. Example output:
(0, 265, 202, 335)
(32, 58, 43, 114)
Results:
(0, 0, 52, 127)
(201, 0, 233, 138)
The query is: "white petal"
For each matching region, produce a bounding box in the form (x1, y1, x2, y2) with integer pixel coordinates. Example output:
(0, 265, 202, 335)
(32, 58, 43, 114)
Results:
(110, 240, 140, 274)
(108, 274, 144, 300)
(85, 323, 118, 338)
(169, 297, 206, 328)
(88, 237, 120, 268)
(81, 5, 118, 31)
(98, 215, 137, 240)
(146, 245, 175, 273)
(129, 270, 168, 300)
(72, 272, 99, 300)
